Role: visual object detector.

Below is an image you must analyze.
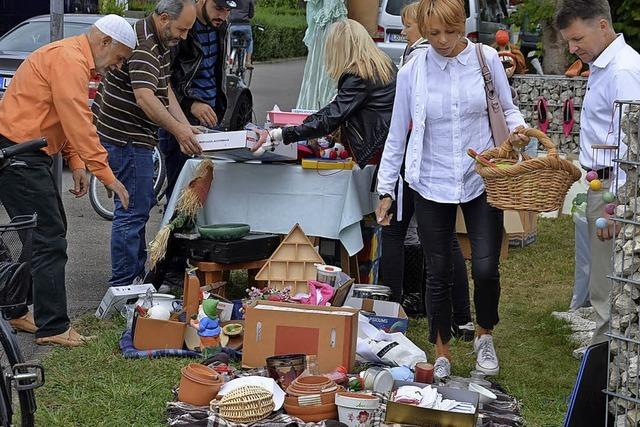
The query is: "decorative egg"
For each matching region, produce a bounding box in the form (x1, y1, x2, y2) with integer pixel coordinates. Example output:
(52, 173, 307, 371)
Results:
(605, 203, 616, 215)
(603, 191, 616, 203)
(586, 171, 598, 182)
(589, 179, 603, 191)
(595, 217, 609, 230)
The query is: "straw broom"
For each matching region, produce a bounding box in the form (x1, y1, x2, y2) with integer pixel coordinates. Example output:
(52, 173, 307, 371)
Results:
(148, 159, 214, 269)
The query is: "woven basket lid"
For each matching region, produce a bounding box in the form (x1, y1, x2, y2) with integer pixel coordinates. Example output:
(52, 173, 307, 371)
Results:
(213, 385, 275, 423)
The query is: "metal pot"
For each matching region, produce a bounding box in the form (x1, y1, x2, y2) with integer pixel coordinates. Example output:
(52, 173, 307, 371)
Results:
(352, 285, 392, 301)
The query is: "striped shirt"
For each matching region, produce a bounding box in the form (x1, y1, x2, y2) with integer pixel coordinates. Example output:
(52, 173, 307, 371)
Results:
(92, 15, 171, 149)
(190, 20, 218, 109)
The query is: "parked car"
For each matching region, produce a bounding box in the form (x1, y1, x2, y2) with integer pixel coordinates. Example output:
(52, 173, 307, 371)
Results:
(0, 0, 99, 37)
(375, 0, 510, 66)
(0, 14, 252, 131)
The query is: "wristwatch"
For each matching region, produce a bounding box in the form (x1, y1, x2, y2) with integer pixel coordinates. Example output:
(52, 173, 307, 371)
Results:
(379, 194, 392, 201)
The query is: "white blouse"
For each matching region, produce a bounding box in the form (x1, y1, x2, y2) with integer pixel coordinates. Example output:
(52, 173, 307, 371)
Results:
(377, 41, 526, 205)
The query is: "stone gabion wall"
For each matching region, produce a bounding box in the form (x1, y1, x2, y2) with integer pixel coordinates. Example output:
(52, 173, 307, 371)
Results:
(609, 104, 640, 425)
(512, 75, 587, 156)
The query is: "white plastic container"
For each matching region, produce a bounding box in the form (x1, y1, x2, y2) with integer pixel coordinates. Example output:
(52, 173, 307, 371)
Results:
(359, 367, 394, 395)
(335, 392, 379, 427)
(315, 264, 342, 287)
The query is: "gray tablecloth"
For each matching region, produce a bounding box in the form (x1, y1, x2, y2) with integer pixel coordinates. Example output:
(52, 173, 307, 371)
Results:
(162, 159, 377, 255)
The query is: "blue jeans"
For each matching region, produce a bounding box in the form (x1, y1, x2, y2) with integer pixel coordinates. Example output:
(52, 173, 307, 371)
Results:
(103, 142, 155, 286)
(230, 24, 253, 54)
(158, 128, 190, 203)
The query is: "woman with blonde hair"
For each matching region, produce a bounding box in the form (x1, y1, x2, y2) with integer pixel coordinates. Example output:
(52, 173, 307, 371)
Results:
(376, 0, 529, 379)
(253, 18, 396, 167)
(400, 2, 428, 66)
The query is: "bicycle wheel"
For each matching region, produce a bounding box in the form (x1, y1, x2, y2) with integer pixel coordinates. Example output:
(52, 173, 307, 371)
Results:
(152, 147, 167, 204)
(89, 146, 167, 221)
(0, 319, 36, 427)
(88, 175, 114, 221)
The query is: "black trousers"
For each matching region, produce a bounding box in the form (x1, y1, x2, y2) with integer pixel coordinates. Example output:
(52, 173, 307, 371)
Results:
(0, 138, 70, 338)
(380, 180, 471, 327)
(414, 191, 503, 344)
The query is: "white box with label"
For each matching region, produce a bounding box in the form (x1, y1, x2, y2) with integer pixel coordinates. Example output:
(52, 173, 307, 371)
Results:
(196, 130, 297, 161)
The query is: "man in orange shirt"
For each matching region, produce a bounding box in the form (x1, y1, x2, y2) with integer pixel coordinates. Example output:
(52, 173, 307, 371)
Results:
(0, 15, 135, 347)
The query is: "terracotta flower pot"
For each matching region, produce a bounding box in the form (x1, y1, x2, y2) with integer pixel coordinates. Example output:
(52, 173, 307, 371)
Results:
(284, 402, 338, 422)
(178, 364, 224, 406)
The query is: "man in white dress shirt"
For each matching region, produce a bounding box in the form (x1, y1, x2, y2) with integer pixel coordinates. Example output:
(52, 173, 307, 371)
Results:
(556, 0, 640, 345)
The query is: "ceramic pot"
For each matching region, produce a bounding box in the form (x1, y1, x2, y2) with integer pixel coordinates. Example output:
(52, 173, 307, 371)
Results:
(265, 354, 306, 390)
(286, 376, 338, 396)
(334, 392, 379, 427)
(284, 386, 343, 406)
(284, 401, 338, 422)
(178, 364, 224, 406)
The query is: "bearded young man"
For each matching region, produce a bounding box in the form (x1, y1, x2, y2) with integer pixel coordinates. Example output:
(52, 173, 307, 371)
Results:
(159, 0, 236, 202)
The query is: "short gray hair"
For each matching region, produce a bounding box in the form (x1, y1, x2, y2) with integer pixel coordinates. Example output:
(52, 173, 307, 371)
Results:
(154, 0, 195, 19)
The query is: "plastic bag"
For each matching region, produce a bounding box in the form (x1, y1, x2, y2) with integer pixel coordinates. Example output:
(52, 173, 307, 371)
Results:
(356, 314, 426, 369)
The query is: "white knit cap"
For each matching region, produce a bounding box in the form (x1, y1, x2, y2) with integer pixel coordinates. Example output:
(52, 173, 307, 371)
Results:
(94, 14, 137, 50)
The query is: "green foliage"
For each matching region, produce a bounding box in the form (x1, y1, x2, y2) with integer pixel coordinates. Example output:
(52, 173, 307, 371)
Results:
(252, 7, 308, 61)
(99, 0, 126, 16)
(508, 0, 555, 31)
(128, 0, 156, 13)
(256, 0, 302, 9)
(612, 0, 640, 51)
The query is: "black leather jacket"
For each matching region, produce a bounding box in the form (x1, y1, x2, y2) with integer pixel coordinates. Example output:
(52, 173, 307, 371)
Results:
(169, 21, 228, 123)
(282, 73, 396, 168)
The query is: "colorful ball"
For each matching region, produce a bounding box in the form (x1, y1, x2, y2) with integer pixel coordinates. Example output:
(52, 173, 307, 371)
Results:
(595, 217, 609, 229)
(589, 179, 603, 191)
(603, 191, 616, 203)
(586, 171, 598, 182)
(495, 29, 510, 46)
(605, 203, 616, 215)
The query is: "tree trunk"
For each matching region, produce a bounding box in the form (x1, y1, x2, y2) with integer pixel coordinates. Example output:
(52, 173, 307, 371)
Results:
(541, 18, 568, 75)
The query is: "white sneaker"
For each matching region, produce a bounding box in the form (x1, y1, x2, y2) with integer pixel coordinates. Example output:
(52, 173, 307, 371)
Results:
(474, 334, 499, 375)
(433, 356, 451, 380)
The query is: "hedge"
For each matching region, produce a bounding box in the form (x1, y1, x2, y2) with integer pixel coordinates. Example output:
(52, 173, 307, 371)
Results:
(252, 7, 307, 61)
(256, 0, 302, 10)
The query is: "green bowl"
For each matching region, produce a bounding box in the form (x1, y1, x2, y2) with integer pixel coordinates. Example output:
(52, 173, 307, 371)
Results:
(198, 223, 250, 241)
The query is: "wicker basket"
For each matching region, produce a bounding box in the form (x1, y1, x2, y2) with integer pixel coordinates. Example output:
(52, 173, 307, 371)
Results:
(476, 128, 582, 212)
(210, 385, 274, 423)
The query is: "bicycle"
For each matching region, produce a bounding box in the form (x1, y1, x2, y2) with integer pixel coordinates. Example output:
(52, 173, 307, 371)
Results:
(228, 25, 264, 88)
(88, 145, 167, 221)
(0, 138, 47, 427)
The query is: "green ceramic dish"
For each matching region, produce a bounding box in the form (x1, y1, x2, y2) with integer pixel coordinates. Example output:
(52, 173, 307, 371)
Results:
(198, 223, 250, 241)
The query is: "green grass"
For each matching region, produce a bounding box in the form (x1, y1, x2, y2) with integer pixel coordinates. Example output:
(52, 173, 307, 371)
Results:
(36, 216, 579, 426)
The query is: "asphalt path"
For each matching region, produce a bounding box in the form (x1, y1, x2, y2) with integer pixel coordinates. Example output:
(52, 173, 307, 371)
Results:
(15, 58, 306, 361)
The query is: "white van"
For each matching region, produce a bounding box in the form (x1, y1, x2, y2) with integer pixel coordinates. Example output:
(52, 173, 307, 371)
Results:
(375, 0, 509, 66)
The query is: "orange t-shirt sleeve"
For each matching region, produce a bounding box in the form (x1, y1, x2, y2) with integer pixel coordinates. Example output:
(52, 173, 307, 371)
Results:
(49, 49, 116, 186)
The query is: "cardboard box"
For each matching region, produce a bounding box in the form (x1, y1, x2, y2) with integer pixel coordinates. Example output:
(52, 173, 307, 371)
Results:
(344, 294, 409, 333)
(507, 210, 537, 247)
(196, 130, 297, 161)
(132, 272, 200, 351)
(95, 283, 155, 319)
(242, 301, 359, 372)
(385, 381, 479, 427)
(455, 207, 538, 259)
